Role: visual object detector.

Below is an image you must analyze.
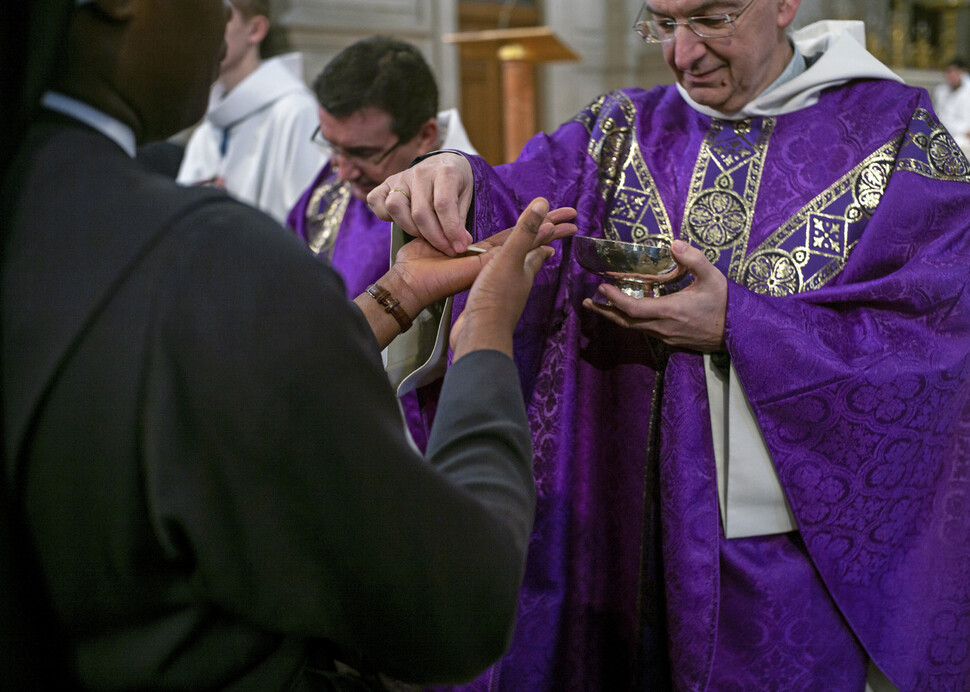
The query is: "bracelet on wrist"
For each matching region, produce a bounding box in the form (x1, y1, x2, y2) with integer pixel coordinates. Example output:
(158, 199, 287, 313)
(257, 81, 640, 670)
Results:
(366, 282, 413, 333)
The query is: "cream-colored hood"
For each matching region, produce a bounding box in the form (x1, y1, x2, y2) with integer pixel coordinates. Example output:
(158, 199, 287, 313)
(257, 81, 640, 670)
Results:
(679, 20, 903, 120)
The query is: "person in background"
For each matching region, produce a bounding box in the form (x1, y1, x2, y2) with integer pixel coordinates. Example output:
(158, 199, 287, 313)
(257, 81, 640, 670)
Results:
(932, 57, 970, 156)
(288, 36, 478, 300)
(0, 0, 578, 689)
(370, 1, 970, 690)
(177, 0, 326, 223)
(288, 36, 479, 452)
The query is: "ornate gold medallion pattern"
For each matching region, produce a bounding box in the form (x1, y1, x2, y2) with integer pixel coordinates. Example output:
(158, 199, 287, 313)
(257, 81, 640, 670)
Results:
(578, 92, 673, 244)
(576, 96, 970, 298)
(747, 145, 901, 295)
(305, 178, 351, 258)
(897, 108, 970, 181)
(683, 118, 773, 274)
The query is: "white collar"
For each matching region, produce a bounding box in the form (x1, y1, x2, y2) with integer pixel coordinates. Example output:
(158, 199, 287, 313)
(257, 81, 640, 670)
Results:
(40, 91, 137, 157)
(679, 20, 903, 120)
(204, 53, 308, 129)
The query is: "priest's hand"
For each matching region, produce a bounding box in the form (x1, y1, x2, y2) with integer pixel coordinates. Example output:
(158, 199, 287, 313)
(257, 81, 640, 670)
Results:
(357, 199, 577, 350)
(367, 152, 475, 256)
(582, 240, 727, 353)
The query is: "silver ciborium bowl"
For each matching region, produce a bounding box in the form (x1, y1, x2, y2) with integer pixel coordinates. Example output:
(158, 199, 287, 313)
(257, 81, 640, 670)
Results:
(574, 235, 678, 298)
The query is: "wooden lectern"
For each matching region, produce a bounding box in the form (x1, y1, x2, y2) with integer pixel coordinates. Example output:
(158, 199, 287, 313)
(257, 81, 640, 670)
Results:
(443, 27, 579, 163)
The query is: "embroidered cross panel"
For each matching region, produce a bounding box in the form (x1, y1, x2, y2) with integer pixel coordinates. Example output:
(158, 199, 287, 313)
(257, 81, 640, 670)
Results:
(578, 93, 970, 298)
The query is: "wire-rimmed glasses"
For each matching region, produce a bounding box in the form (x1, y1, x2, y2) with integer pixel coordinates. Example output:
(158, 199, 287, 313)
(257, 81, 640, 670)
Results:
(632, 0, 758, 43)
(310, 126, 402, 167)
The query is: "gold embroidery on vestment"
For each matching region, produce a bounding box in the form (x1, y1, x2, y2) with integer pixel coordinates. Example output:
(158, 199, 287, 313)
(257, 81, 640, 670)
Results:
(897, 108, 970, 181)
(583, 92, 674, 244)
(683, 118, 773, 276)
(744, 140, 902, 295)
(573, 94, 607, 134)
(305, 179, 351, 258)
(580, 96, 966, 298)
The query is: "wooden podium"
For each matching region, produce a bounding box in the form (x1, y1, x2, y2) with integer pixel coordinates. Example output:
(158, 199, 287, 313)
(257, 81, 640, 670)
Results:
(443, 27, 579, 163)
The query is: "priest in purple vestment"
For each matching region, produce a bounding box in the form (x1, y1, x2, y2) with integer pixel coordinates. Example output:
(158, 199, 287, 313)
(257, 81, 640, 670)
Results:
(287, 36, 478, 300)
(369, 2, 970, 691)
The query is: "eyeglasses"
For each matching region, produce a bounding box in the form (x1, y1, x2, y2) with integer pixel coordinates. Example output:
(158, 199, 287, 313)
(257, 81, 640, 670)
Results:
(310, 126, 402, 166)
(633, 0, 758, 43)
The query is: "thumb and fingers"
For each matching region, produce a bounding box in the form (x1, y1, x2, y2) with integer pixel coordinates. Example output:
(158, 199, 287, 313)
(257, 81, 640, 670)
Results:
(497, 200, 560, 282)
(462, 198, 555, 297)
(669, 239, 716, 281)
(582, 239, 727, 352)
(431, 171, 475, 254)
(366, 176, 399, 221)
(403, 167, 473, 254)
(367, 154, 474, 255)
(522, 245, 556, 276)
(475, 205, 577, 254)
(451, 198, 564, 358)
(391, 201, 573, 314)
(484, 199, 573, 277)
(499, 197, 551, 256)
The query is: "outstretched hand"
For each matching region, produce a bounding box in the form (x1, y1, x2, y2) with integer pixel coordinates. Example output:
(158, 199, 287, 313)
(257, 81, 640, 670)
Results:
(388, 204, 577, 313)
(450, 198, 576, 360)
(582, 239, 728, 353)
(358, 202, 576, 350)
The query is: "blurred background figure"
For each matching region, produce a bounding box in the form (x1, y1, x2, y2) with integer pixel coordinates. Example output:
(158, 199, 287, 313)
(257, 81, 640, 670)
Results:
(932, 57, 970, 156)
(177, 0, 327, 223)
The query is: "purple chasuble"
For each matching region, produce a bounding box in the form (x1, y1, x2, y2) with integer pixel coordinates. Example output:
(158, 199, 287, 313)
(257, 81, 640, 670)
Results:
(287, 163, 393, 299)
(426, 83, 970, 691)
(287, 165, 431, 451)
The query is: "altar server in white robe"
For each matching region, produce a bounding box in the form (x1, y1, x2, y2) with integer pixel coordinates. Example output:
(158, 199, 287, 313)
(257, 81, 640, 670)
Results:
(177, 0, 327, 223)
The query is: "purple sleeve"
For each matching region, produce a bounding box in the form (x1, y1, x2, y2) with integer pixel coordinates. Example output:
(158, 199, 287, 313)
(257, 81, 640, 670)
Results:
(725, 164, 970, 684)
(466, 119, 602, 242)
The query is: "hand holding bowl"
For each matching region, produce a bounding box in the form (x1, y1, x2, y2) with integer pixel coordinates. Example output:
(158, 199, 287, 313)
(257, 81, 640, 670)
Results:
(574, 236, 681, 298)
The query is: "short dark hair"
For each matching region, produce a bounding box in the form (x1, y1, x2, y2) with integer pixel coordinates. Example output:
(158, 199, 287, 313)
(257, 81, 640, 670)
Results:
(313, 36, 438, 142)
(947, 57, 968, 71)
